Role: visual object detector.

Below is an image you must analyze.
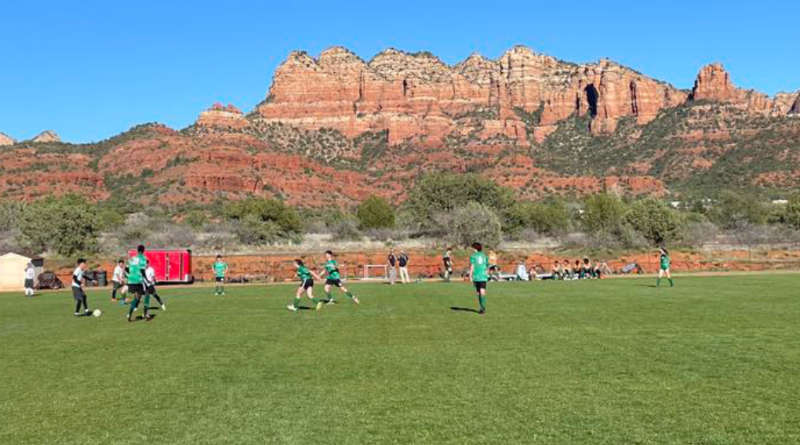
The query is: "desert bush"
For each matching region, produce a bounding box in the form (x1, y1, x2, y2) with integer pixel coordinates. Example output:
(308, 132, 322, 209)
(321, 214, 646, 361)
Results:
(184, 210, 209, 230)
(582, 193, 628, 234)
(233, 214, 282, 245)
(434, 202, 502, 248)
(331, 218, 362, 241)
(223, 197, 302, 236)
(356, 195, 395, 229)
(709, 190, 768, 229)
(626, 198, 682, 245)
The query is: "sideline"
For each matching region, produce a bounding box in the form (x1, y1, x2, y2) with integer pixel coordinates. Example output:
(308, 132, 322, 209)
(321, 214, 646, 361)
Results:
(13, 269, 800, 296)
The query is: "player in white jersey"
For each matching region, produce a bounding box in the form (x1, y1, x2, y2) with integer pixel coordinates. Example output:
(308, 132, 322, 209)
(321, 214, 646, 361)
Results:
(24, 263, 36, 297)
(143, 265, 165, 311)
(72, 259, 91, 316)
(111, 259, 126, 302)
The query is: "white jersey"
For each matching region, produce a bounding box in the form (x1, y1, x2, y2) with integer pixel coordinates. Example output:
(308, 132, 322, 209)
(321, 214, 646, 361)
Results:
(145, 267, 156, 286)
(112, 265, 125, 283)
(25, 267, 35, 280)
(72, 267, 84, 288)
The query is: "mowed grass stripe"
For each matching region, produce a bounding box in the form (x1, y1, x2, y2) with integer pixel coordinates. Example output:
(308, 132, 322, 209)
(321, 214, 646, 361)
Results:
(1, 275, 798, 444)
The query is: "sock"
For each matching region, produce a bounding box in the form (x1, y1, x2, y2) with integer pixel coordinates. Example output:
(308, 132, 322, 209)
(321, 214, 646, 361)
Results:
(326, 291, 333, 301)
(128, 298, 139, 318)
(478, 294, 486, 310)
(75, 299, 82, 313)
(144, 295, 151, 308)
(669, 278, 674, 287)
(345, 291, 355, 299)
(293, 297, 300, 307)
(657, 278, 661, 287)
(153, 294, 164, 305)
(81, 296, 88, 311)
(311, 297, 321, 304)
(221, 285, 225, 294)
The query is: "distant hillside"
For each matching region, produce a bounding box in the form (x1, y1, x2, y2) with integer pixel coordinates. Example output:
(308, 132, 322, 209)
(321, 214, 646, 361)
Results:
(1, 46, 799, 211)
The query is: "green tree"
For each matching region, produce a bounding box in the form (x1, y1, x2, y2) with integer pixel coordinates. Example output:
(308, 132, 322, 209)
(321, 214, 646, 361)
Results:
(17, 195, 99, 256)
(582, 194, 628, 234)
(404, 173, 516, 232)
(233, 214, 282, 245)
(184, 210, 209, 230)
(780, 195, 800, 229)
(0, 200, 24, 229)
(507, 200, 571, 235)
(224, 198, 302, 237)
(436, 202, 502, 248)
(626, 198, 682, 245)
(356, 195, 395, 229)
(711, 191, 767, 230)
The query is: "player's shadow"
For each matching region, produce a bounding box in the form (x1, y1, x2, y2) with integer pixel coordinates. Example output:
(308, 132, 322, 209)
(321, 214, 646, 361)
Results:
(130, 314, 158, 322)
(450, 307, 481, 314)
(297, 306, 313, 310)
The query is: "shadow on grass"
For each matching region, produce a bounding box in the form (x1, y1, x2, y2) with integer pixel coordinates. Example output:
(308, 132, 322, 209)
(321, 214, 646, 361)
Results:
(129, 314, 158, 322)
(450, 307, 481, 314)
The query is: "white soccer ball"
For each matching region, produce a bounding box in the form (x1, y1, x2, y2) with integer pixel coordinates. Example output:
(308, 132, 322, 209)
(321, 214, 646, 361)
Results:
(92, 309, 103, 317)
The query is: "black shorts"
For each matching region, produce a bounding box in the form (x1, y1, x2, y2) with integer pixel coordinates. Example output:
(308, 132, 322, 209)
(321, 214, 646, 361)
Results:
(325, 278, 342, 287)
(145, 285, 157, 295)
(215, 277, 225, 283)
(300, 278, 314, 290)
(128, 283, 145, 295)
(112, 281, 123, 291)
(72, 287, 86, 301)
(473, 281, 487, 291)
(24, 279, 34, 289)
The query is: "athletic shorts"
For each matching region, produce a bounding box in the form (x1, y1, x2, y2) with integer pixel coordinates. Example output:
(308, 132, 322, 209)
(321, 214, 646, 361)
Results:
(145, 285, 157, 295)
(473, 281, 487, 291)
(660, 266, 669, 271)
(300, 278, 314, 290)
(24, 279, 34, 289)
(215, 276, 225, 282)
(325, 278, 342, 287)
(112, 281, 123, 291)
(72, 287, 86, 301)
(128, 283, 145, 295)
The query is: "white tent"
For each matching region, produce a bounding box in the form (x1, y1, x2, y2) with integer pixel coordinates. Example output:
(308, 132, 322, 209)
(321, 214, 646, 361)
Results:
(0, 253, 43, 292)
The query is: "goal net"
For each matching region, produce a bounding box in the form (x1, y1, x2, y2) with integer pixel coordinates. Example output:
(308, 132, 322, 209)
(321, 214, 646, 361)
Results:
(363, 264, 388, 280)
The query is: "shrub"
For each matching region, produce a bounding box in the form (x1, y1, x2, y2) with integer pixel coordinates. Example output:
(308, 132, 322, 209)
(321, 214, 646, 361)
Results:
(224, 197, 302, 243)
(780, 195, 800, 229)
(434, 202, 502, 248)
(332, 218, 362, 241)
(184, 210, 209, 230)
(17, 195, 99, 256)
(356, 195, 395, 229)
(626, 198, 682, 245)
(404, 173, 516, 232)
(507, 200, 571, 236)
(710, 190, 768, 229)
(233, 214, 282, 245)
(582, 193, 628, 234)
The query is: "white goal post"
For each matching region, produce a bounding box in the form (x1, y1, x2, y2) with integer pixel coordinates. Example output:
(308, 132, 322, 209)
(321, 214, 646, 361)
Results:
(363, 264, 388, 280)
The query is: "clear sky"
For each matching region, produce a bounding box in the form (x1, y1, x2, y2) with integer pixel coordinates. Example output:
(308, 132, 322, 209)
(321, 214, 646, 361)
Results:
(1, 0, 798, 143)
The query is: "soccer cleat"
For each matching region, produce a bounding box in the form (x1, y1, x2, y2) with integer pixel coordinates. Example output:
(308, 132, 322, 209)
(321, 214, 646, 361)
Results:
(161, 304, 166, 312)
(222, 292, 226, 296)
(74, 312, 80, 317)
(352, 296, 360, 305)
(479, 308, 486, 315)
(145, 315, 153, 321)
(326, 299, 336, 305)
(316, 301, 323, 311)
(287, 305, 298, 312)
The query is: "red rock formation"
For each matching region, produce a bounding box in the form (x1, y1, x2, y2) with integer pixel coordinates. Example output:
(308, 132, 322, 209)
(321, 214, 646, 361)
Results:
(690, 63, 777, 114)
(196, 103, 250, 129)
(256, 46, 687, 143)
(30, 130, 61, 143)
(0, 132, 15, 146)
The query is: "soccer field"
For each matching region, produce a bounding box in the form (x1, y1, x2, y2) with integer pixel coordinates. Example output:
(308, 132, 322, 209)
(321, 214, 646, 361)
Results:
(1, 275, 799, 445)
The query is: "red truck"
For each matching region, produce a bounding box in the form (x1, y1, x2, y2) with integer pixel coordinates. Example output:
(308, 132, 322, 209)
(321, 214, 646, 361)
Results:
(127, 248, 193, 284)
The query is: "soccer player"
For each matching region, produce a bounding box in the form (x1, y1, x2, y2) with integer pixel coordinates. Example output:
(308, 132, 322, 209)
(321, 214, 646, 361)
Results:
(287, 259, 323, 312)
(24, 263, 35, 297)
(144, 264, 166, 311)
(72, 259, 91, 316)
(111, 259, 125, 302)
(443, 248, 453, 282)
(657, 247, 674, 287)
(469, 243, 489, 315)
(387, 249, 398, 285)
(213, 255, 228, 295)
(321, 251, 359, 305)
(126, 245, 151, 322)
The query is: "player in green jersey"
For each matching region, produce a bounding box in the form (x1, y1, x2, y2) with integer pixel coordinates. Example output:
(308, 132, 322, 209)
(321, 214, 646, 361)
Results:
(213, 255, 228, 295)
(288, 259, 324, 312)
(657, 247, 674, 287)
(321, 251, 359, 305)
(126, 245, 151, 322)
(469, 242, 489, 315)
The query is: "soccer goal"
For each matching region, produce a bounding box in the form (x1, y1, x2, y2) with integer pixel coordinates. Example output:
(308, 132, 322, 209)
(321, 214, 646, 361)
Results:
(363, 264, 388, 280)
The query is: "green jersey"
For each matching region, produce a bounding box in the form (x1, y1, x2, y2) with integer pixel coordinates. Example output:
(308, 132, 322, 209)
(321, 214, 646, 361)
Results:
(213, 261, 228, 278)
(297, 265, 312, 280)
(324, 260, 340, 280)
(127, 254, 147, 285)
(470, 252, 489, 282)
(660, 254, 670, 270)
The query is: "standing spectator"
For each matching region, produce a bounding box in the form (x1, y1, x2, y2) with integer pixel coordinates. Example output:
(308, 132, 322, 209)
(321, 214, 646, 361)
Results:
(442, 248, 453, 282)
(387, 249, 398, 285)
(111, 259, 125, 302)
(398, 251, 410, 284)
(24, 263, 35, 297)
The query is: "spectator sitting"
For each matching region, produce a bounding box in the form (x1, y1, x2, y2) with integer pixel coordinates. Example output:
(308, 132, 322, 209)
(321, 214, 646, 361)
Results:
(515, 262, 530, 281)
(582, 258, 593, 279)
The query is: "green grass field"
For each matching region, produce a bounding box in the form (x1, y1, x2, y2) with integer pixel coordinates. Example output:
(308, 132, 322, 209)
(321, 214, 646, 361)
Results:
(1, 275, 799, 445)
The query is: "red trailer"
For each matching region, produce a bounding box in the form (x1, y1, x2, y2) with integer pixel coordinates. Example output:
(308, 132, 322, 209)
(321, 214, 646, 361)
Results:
(128, 248, 193, 284)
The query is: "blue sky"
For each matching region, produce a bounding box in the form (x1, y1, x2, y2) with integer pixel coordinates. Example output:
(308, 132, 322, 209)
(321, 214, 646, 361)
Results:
(1, 0, 798, 143)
